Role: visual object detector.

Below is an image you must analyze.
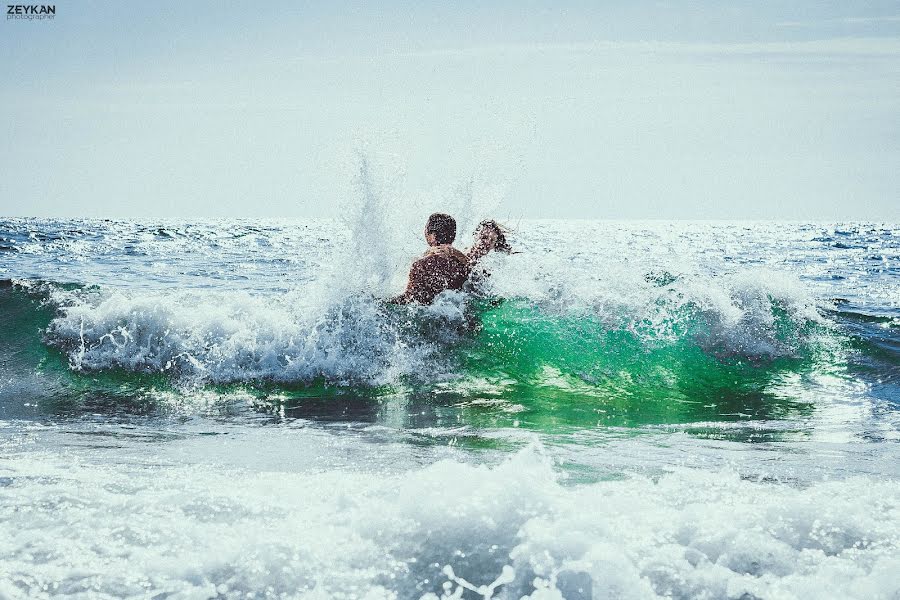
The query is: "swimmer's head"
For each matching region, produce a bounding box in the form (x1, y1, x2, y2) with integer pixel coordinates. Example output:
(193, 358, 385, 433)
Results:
(425, 213, 457, 246)
(473, 220, 511, 254)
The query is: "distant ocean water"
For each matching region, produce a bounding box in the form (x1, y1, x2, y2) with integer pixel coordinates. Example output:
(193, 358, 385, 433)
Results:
(1, 216, 899, 599)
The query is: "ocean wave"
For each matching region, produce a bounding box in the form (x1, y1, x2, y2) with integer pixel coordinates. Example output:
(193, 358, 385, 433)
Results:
(2, 264, 834, 394)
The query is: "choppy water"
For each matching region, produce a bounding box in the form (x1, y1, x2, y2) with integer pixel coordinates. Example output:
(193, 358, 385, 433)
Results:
(1, 215, 899, 599)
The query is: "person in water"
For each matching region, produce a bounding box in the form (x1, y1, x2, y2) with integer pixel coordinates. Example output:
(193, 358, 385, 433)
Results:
(466, 219, 512, 264)
(464, 219, 513, 292)
(390, 213, 470, 305)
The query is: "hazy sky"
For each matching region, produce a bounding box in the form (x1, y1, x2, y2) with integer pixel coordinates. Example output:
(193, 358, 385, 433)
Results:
(2, 1, 899, 220)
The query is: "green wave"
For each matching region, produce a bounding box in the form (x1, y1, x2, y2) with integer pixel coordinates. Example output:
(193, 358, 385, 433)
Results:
(0, 282, 174, 418)
(442, 297, 834, 431)
(0, 282, 845, 435)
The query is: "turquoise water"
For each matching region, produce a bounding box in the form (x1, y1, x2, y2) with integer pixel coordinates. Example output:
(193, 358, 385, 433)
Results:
(1, 218, 899, 598)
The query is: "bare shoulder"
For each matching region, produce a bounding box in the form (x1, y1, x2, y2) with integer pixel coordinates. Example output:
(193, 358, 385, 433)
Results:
(410, 255, 446, 282)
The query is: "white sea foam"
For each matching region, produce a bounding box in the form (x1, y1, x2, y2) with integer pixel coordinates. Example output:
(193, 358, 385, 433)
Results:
(0, 442, 897, 599)
(44, 284, 468, 385)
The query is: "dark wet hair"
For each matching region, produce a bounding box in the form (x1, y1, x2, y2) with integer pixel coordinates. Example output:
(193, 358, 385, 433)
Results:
(475, 220, 512, 253)
(426, 213, 457, 244)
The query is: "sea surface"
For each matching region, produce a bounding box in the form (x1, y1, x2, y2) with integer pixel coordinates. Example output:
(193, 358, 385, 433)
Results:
(1, 215, 899, 599)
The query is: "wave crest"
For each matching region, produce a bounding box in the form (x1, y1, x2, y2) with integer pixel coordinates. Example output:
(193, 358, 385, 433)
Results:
(38, 262, 830, 390)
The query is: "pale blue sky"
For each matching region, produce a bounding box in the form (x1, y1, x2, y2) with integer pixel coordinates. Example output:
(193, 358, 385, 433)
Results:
(2, 1, 899, 219)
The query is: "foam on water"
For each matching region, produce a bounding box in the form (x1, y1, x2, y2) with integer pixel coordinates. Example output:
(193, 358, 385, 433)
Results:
(1, 438, 898, 600)
(42, 285, 458, 386)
